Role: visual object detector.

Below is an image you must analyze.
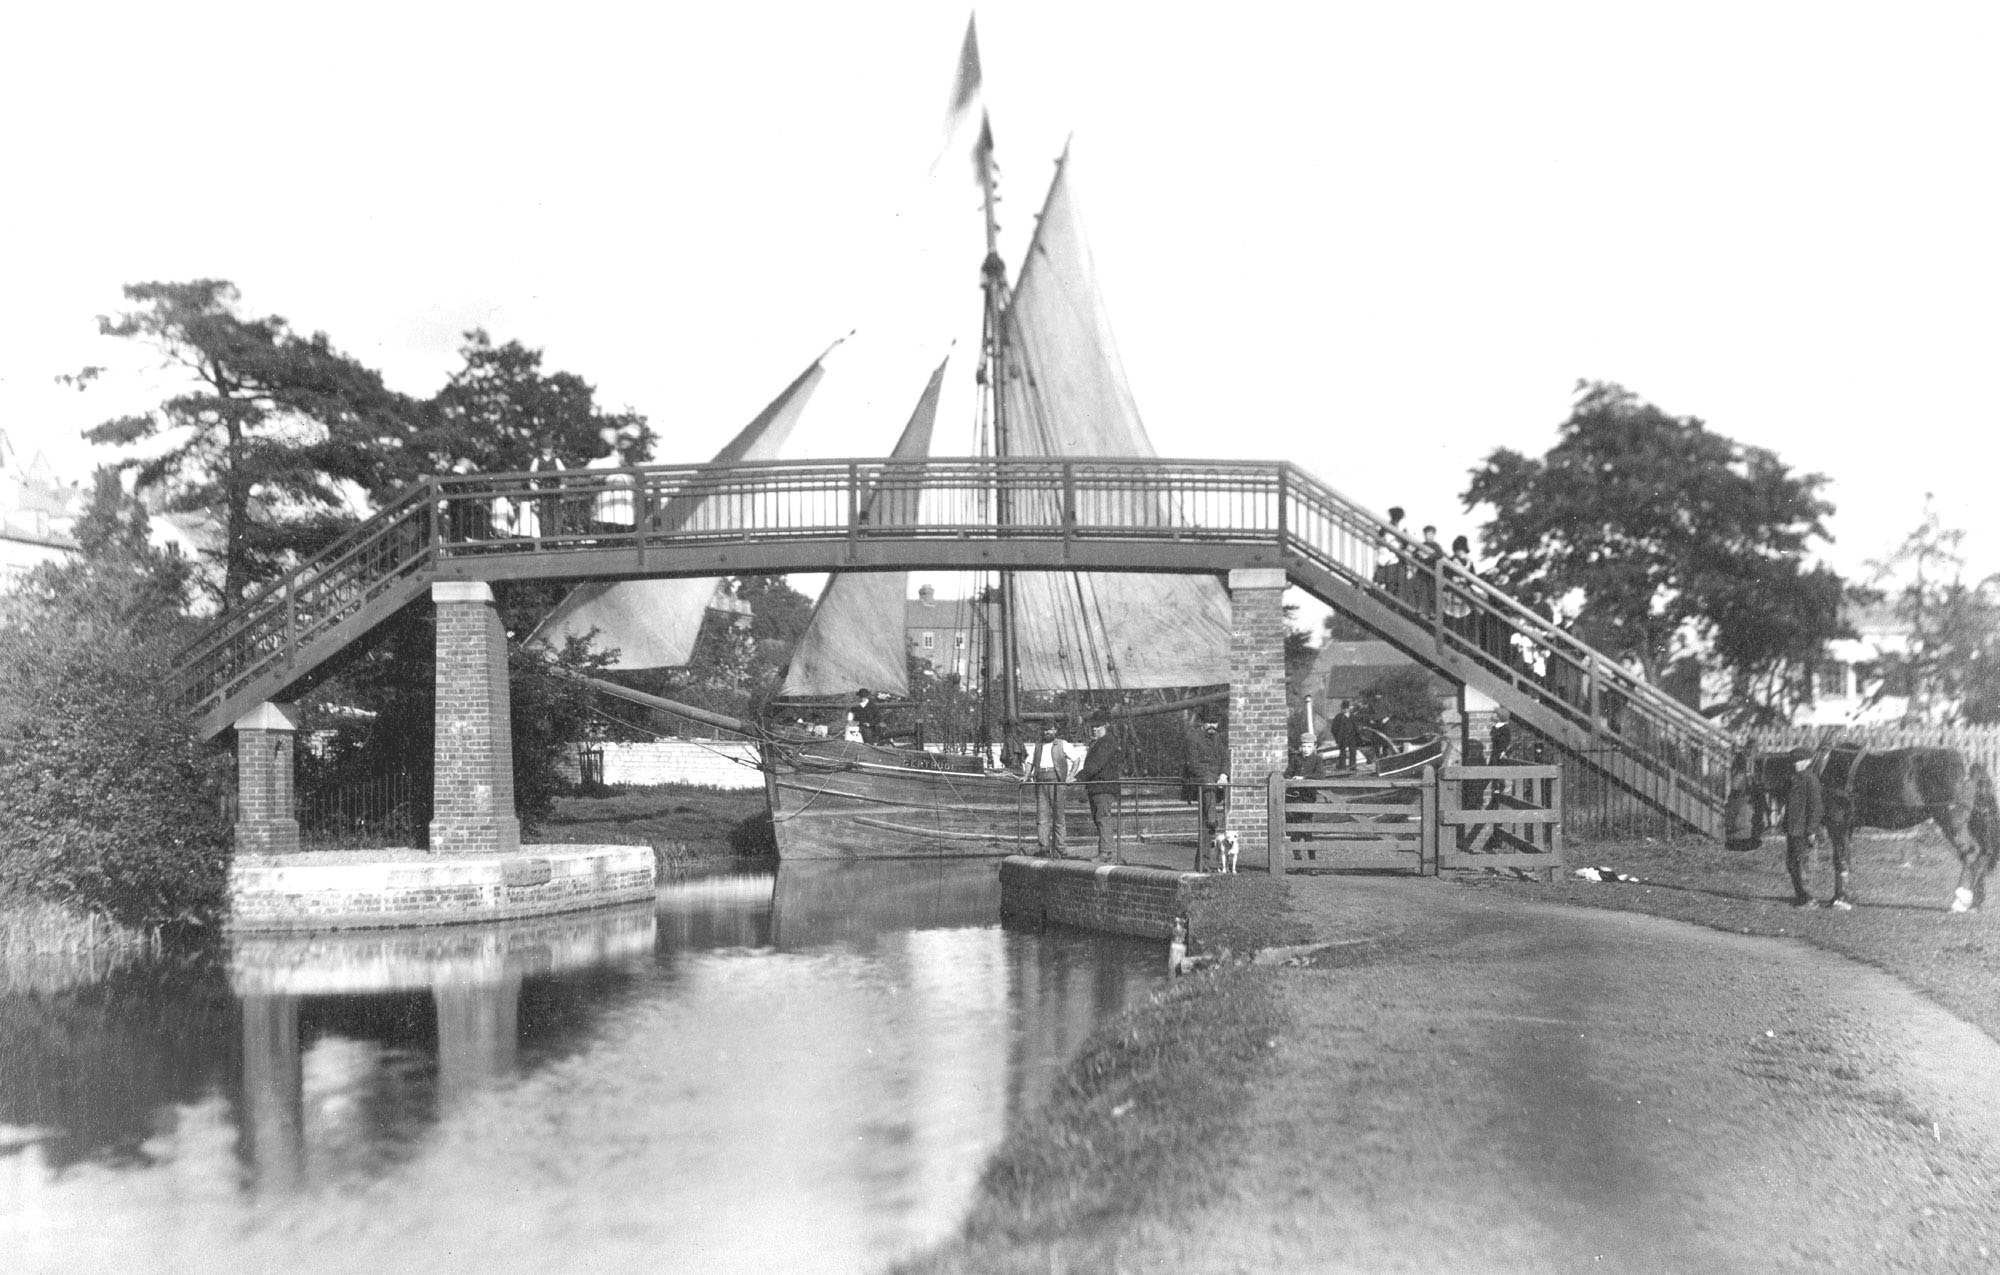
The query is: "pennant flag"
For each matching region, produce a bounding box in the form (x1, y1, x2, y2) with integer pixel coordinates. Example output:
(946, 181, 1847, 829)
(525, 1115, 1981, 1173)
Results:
(937, 16, 993, 183)
(945, 16, 982, 128)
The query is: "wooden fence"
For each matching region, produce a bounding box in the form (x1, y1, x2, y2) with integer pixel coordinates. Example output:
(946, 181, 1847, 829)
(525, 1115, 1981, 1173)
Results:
(1266, 764, 1565, 878)
(1269, 772, 1435, 874)
(1435, 765, 1563, 872)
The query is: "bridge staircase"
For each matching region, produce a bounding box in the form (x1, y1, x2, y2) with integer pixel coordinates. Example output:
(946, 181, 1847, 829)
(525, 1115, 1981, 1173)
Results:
(1273, 468, 1731, 836)
(173, 458, 1734, 836)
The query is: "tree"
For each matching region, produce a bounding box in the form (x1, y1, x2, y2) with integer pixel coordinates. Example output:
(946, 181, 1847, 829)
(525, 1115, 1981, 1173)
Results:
(295, 609, 620, 837)
(1354, 667, 1442, 739)
(0, 473, 229, 927)
(416, 330, 654, 475)
(1865, 500, 2000, 723)
(82, 281, 414, 608)
(1464, 381, 1849, 724)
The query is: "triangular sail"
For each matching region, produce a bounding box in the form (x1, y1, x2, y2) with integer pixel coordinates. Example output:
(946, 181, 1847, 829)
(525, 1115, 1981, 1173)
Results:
(532, 354, 829, 669)
(780, 358, 949, 698)
(1000, 161, 1231, 690)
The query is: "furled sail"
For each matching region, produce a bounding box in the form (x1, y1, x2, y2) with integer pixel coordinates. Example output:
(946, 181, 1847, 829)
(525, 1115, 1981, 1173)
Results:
(531, 353, 829, 669)
(779, 357, 948, 699)
(999, 160, 1231, 691)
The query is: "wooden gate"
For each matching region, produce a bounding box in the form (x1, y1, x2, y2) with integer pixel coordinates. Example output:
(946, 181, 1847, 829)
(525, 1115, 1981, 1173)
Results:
(1435, 763, 1563, 876)
(1267, 771, 1436, 875)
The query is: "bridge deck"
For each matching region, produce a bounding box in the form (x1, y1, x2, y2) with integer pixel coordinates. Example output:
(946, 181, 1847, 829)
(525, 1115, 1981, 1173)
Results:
(174, 457, 1733, 835)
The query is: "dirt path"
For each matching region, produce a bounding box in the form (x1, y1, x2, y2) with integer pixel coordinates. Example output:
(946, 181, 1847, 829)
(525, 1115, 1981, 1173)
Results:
(1174, 876, 2000, 1274)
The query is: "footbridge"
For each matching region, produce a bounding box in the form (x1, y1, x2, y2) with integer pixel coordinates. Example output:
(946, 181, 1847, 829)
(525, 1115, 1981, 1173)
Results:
(180, 457, 1734, 850)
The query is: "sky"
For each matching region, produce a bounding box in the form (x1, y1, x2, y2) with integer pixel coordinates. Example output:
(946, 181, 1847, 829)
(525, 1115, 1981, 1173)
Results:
(3, 0, 1996, 592)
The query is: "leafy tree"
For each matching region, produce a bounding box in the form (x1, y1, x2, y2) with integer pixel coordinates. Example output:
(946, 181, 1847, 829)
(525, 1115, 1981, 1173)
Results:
(0, 473, 229, 928)
(297, 610, 620, 838)
(415, 329, 654, 475)
(81, 281, 414, 608)
(1464, 381, 1849, 723)
(1865, 501, 2000, 723)
(1354, 667, 1443, 739)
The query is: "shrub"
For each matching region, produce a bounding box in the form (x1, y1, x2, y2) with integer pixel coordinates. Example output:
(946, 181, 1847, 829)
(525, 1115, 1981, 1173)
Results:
(0, 481, 229, 928)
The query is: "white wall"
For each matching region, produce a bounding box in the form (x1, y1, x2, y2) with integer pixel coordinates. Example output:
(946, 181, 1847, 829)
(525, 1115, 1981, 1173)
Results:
(562, 739, 764, 790)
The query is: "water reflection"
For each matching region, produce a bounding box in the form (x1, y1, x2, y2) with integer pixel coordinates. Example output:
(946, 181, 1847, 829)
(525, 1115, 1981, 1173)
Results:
(0, 860, 1161, 1274)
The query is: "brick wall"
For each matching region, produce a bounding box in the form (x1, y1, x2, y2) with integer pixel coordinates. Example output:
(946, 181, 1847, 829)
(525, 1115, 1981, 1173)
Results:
(563, 740, 764, 789)
(998, 855, 1200, 941)
(1227, 568, 1290, 866)
(234, 704, 300, 855)
(430, 583, 521, 855)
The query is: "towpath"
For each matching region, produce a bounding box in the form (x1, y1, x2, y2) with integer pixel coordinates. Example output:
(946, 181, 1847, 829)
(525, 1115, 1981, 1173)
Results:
(1176, 874, 2000, 1273)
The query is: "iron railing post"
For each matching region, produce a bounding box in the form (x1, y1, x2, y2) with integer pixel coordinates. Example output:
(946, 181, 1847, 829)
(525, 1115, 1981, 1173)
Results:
(429, 477, 445, 559)
(847, 462, 861, 559)
(1061, 462, 1076, 543)
(1275, 463, 1288, 551)
(1431, 554, 1445, 651)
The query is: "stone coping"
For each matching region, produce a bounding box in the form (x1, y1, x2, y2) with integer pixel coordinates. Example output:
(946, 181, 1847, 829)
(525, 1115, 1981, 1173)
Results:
(229, 900, 659, 996)
(228, 844, 657, 933)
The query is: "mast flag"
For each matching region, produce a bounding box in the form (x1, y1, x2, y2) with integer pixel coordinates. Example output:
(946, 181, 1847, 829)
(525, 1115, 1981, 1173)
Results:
(940, 16, 993, 185)
(946, 17, 982, 124)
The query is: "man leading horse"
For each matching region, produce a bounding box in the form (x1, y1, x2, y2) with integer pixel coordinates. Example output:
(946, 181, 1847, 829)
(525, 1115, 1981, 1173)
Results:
(1751, 743, 2000, 912)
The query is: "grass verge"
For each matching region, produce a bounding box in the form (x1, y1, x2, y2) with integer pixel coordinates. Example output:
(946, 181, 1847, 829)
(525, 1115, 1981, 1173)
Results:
(896, 963, 1288, 1274)
(529, 784, 773, 867)
(896, 872, 1307, 1272)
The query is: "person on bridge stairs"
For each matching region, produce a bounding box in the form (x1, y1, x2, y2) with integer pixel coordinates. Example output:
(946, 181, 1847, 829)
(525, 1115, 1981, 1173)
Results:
(1184, 716, 1230, 867)
(1445, 535, 1478, 640)
(1784, 748, 1833, 908)
(1018, 721, 1079, 857)
(1373, 506, 1409, 604)
(1414, 524, 1444, 615)
(1076, 715, 1124, 863)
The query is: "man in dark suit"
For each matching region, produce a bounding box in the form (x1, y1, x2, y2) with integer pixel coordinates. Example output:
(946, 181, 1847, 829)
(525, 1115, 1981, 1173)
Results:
(1185, 716, 1229, 867)
(1784, 748, 1828, 908)
(1328, 702, 1364, 770)
(1075, 715, 1124, 863)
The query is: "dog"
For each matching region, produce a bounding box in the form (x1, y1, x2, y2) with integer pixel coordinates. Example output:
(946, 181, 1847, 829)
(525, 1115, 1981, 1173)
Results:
(1214, 829, 1239, 874)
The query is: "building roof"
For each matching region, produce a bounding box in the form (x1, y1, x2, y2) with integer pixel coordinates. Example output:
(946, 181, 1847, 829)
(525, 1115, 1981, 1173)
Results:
(1309, 640, 1453, 702)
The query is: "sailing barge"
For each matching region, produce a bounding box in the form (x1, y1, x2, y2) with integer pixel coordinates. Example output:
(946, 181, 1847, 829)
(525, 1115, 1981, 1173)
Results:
(556, 42, 1241, 860)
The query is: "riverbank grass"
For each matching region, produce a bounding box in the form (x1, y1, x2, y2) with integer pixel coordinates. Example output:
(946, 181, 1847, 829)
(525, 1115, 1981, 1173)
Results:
(531, 784, 773, 865)
(899, 873, 1310, 1273)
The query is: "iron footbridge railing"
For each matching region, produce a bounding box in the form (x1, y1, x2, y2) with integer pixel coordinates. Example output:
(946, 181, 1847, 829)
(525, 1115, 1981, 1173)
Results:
(172, 456, 1736, 834)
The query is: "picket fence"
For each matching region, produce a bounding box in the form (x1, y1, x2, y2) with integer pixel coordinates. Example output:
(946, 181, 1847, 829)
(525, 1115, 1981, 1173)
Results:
(1746, 724, 2000, 777)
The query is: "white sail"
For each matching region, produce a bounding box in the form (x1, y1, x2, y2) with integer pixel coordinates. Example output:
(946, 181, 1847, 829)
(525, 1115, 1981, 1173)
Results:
(780, 359, 948, 698)
(1000, 161, 1232, 691)
(532, 355, 828, 669)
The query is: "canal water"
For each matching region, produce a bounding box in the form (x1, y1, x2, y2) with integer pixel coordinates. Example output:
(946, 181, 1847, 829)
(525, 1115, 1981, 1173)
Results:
(0, 860, 1164, 1274)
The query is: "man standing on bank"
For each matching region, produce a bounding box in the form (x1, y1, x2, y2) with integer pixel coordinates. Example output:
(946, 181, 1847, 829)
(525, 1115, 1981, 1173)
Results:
(1783, 748, 1835, 908)
(1185, 715, 1230, 867)
(1019, 720, 1079, 857)
(1075, 715, 1124, 863)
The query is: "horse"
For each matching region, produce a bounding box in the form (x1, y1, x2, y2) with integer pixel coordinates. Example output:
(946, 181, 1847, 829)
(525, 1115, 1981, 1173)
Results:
(1750, 746, 2000, 912)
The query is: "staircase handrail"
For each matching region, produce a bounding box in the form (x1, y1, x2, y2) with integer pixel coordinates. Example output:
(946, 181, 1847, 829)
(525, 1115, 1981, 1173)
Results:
(172, 475, 440, 671)
(1275, 463, 1735, 757)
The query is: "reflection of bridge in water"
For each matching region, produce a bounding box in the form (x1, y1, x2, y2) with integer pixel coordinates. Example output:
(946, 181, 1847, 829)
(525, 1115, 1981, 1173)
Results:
(184, 457, 1732, 852)
(221, 861, 1147, 1238)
